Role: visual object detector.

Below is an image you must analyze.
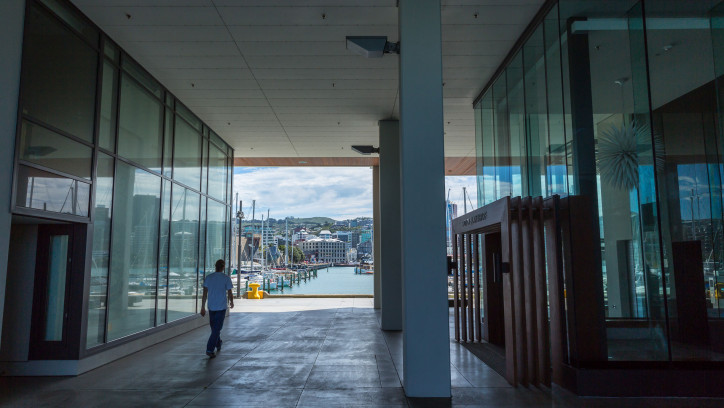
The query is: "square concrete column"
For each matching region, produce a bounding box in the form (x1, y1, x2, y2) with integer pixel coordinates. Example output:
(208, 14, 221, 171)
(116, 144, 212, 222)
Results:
(398, 0, 451, 397)
(372, 165, 381, 310)
(379, 120, 402, 330)
(0, 0, 25, 350)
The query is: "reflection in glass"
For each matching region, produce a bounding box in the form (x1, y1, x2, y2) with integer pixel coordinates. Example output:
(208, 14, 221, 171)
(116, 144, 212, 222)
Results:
(157, 179, 171, 325)
(197, 198, 207, 312)
(207, 199, 227, 272)
(118, 74, 163, 172)
(99, 61, 118, 152)
(45, 234, 68, 341)
(173, 117, 202, 190)
(21, 4, 97, 143)
(163, 108, 173, 178)
(107, 162, 160, 341)
(168, 187, 200, 321)
(646, 0, 724, 361)
(87, 154, 114, 348)
(208, 144, 227, 202)
(507, 52, 526, 197)
(20, 121, 92, 179)
(16, 165, 90, 217)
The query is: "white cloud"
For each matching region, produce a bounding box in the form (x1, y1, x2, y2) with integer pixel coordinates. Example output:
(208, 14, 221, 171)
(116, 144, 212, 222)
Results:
(233, 167, 480, 221)
(233, 167, 373, 220)
(445, 176, 478, 213)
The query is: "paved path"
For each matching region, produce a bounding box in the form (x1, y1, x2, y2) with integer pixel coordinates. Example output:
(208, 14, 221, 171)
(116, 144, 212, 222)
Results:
(1, 299, 721, 407)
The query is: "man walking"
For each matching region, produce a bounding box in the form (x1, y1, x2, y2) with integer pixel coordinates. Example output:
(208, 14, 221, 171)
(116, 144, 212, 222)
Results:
(200, 259, 234, 358)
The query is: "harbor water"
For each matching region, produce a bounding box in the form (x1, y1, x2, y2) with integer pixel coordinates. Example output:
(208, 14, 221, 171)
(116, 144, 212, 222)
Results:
(268, 266, 373, 295)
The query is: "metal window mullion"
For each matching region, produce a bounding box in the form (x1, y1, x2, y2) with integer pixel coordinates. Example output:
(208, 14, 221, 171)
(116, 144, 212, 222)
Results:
(103, 155, 119, 345)
(21, 115, 96, 149)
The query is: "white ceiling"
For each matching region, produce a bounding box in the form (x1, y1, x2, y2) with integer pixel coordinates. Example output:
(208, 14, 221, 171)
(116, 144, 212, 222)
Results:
(71, 0, 544, 161)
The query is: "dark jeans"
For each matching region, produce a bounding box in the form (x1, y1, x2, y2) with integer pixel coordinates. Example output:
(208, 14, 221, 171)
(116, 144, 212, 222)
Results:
(206, 309, 226, 353)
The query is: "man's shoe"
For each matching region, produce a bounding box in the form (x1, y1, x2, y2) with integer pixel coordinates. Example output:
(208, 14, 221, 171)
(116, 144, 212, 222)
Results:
(206, 351, 216, 358)
(216, 340, 222, 353)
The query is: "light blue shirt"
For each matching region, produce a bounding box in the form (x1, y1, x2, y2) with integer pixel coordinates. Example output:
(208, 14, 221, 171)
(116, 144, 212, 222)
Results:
(203, 272, 233, 311)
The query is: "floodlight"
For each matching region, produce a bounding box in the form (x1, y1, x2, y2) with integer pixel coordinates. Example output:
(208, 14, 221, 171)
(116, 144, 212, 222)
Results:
(351, 145, 379, 155)
(346, 36, 399, 58)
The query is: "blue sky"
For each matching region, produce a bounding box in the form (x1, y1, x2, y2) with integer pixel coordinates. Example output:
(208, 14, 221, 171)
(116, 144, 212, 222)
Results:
(233, 167, 477, 221)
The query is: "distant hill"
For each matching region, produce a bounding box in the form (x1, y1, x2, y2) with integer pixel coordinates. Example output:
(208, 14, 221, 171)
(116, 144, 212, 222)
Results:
(287, 217, 336, 226)
(248, 216, 338, 227)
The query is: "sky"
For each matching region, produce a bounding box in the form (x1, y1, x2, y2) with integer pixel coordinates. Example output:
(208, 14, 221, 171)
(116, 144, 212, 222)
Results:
(233, 167, 478, 221)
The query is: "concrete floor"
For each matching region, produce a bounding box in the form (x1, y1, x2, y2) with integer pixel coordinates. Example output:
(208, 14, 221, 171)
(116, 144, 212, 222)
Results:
(1, 298, 722, 407)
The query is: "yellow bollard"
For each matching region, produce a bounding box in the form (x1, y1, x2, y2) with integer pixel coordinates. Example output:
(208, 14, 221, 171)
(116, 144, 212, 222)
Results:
(247, 282, 263, 299)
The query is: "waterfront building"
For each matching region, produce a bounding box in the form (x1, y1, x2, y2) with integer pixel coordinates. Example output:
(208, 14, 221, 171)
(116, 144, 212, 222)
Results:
(332, 231, 352, 249)
(292, 228, 308, 243)
(357, 239, 373, 260)
(347, 248, 358, 263)
(299, 237, 346, 264)
(359, 229, 373, 244)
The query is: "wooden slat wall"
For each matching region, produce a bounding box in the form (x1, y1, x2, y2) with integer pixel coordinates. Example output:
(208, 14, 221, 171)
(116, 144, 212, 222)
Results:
(451, 195, 558, 389)
(453, 233, 460, 342)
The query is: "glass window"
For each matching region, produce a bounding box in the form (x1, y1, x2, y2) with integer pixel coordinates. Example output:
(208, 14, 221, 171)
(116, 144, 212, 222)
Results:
(118, 73, 163, 172)
(168, 186, 200, 322)
(227, 158, 233, 205)
(559, 0, 667, 361)
(210, 131, 225, 151)
(38, 0, 98, 46)
(507, 53, 526, 197)
(21, 4, 97, 143)
(201, 136, 208, 195)
(480, 92, 496, 205)
(543, 7, 570, 197)
(206, 199, 227, 273)
(15, 165, 90, 217)
(104, 40, 119, 62)
(523, 26, 548, 197)
(208, 144, 227, 202)
(19, 121, 92, 179)
(87, 153, 114, 348)
(173, 116, 202, 191)
(107, 162, 160, 341)
(645, 0, 724, 361)
(122, 57, 162, 98)
(157, 179, 172, 325)
(99, 61, 118, 152)
(163, 108, 173, 178)
(197, 198, 207, 312)
(176, 103, 202, 132)
(492, 74, 510, 199)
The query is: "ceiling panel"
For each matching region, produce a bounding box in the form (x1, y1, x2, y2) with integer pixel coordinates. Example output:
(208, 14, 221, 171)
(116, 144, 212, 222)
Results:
(72, 0, 546, 171)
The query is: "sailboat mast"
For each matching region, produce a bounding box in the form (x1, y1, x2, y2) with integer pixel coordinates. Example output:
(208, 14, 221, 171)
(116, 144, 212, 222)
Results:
(250, 200, 255, 271)
(463, 186, 467, 214)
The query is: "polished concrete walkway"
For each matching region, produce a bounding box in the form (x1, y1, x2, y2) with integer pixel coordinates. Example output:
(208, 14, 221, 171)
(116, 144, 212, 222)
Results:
(1, 298, 722, 407)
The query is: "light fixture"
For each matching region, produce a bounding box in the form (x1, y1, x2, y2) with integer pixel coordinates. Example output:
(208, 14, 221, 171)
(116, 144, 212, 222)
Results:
(351, 145, 379, 155)
(345, 36, 399, 58)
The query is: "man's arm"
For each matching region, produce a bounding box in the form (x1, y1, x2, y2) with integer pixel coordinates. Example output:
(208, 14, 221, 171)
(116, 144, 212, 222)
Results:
(227, 289, 234, 309)
(200, 287, 208, 316)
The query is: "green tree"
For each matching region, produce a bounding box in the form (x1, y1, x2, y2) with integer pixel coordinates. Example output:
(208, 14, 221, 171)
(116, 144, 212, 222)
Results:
(279, 245, 305, 263)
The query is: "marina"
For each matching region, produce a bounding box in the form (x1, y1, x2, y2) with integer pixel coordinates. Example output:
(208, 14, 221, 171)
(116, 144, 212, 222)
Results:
(233, 265, 373, 296)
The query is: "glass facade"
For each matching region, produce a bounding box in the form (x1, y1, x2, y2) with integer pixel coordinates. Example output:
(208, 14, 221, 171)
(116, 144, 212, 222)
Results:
(14, 0, 234, 350)
(475, 0, 724, 362)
